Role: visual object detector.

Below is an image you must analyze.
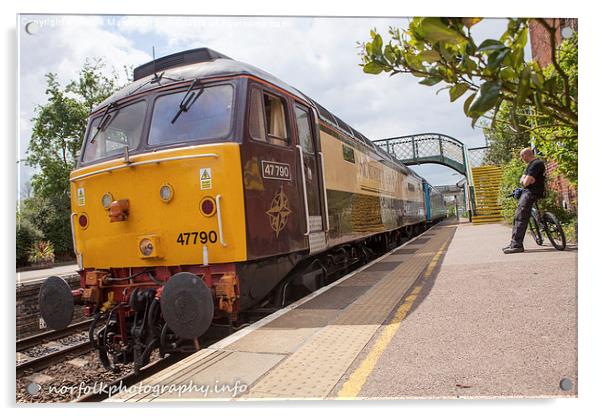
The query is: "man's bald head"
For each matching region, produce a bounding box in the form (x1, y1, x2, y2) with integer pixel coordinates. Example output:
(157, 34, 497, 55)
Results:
(520, 147, 535, 162)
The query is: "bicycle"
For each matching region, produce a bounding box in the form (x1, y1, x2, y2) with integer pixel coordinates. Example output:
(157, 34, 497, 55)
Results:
(508, 188, 566, 251)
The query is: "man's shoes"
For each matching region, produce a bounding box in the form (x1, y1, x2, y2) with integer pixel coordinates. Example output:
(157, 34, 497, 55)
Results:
(503, 246, 524, 254)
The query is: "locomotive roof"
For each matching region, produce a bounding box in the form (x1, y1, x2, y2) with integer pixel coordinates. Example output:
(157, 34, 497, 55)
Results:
(94, 48, 421, 179)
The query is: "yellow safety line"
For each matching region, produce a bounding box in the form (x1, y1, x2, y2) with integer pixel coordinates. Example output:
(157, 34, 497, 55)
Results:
(336, 239, 450, 398)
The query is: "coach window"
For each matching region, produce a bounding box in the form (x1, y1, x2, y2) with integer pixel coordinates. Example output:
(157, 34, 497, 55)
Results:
(249, 88, 289, 147)
(294, 104, 314, 154)
(342, 144, 355, 163)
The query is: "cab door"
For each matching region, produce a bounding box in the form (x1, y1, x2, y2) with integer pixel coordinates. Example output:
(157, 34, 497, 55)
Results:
(293, 102, 328, 254)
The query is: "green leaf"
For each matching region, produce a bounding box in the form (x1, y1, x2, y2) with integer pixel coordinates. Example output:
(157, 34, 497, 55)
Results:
(363, 62, 384, 75)
(419, 18, 467, 45)
(417, 49, 441, 63)
(372, 34, 383, 55)
(419, 76, 442, 86)
(487, 48, 510, 70)
(463, 92, 476, 117)
(500, 66, 515, 81)
(450, 83, 470, 102)
(477, 39, 505, 52)
(384, 44, 396, 64)
(516, 27, 528, 49)
(511, 47, 525, 68)
(516, 66, 530, 105)
(408, 70, 426, 78)
(531, 71, 544, 89)
(468, 80, 502, 115)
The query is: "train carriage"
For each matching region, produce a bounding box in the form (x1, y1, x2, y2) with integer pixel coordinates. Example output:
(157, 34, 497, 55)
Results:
(39, 48, 445, 371)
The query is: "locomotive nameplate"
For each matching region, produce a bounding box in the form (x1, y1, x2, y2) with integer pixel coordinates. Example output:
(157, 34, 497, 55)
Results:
(261, 160, 292, 181)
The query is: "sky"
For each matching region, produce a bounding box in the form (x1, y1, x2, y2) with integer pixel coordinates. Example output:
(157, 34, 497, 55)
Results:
(17, 15, 516, 197)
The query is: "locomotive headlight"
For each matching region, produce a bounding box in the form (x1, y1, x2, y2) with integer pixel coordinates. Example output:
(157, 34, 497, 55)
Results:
(159, 184, 174, 203)
(101, 192, 113, 209)
(139, 238, 154, 256)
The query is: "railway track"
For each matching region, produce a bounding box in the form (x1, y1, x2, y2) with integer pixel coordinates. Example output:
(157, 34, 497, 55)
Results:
(17, 319, 94, 378)
(17, 319, 92, 352)
(17, 340, 93, 378)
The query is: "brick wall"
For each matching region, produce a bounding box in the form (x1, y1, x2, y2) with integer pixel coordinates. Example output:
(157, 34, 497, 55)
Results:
(545, 160, 577, 212)
(16, 274, 84, 339)
(529, 18, 578, 67)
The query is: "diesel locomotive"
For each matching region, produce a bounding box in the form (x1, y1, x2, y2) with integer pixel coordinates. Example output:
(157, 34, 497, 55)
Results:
(38, 48, 447, 372)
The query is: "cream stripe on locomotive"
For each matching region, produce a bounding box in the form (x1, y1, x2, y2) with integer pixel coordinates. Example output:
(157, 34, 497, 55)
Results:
(320, 129, 423, 202)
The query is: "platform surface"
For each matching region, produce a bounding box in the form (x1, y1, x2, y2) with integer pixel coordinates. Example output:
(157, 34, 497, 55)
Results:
(16, 263, 78, 285)
(107, 221, 577, 401)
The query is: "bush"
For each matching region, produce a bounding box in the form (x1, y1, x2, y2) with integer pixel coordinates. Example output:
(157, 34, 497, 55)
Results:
(21, 194, 74, 259)
(16, 214, 43, 267)
(28, 240, 55, 265)
(499, 157, 576, 229)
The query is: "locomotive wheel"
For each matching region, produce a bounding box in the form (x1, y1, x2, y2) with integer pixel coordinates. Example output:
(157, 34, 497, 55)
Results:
(160, 272, 214, 340)
(38, 275, 74, 330)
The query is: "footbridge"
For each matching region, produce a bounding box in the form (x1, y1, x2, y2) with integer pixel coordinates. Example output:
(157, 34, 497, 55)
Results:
(373, 133, 500, 223)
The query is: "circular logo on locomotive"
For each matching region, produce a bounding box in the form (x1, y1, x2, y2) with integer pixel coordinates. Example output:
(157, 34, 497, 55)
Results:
(266, 188, 292, 238)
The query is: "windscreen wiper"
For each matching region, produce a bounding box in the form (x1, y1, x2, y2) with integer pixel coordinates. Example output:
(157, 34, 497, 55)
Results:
(90, 102, 117, 143)
(171, 78, 203, 124)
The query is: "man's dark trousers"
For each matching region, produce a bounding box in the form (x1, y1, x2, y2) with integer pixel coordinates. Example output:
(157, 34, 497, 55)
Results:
(511, 189, 539, 248)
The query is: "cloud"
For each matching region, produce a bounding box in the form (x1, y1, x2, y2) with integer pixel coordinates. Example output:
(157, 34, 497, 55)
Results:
(19, 15, 509, 194)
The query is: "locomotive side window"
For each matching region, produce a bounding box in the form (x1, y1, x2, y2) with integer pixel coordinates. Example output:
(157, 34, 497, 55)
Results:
(249, 88, 267, 142)
(249, 87, 289, 147)
(82, 100, 146, 163)
(264, 94, 288, 145)
(295, 105, 314, 154)
(148, 84, 234, 146)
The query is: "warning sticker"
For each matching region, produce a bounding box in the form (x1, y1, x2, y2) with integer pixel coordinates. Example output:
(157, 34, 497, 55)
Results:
(200, 168, 212, 190)
(77, 188, 85, 206)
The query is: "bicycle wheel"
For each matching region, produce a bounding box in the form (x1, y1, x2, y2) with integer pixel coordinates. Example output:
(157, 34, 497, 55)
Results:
(543, 212, 566, 250)
(529, 215, 544, 246)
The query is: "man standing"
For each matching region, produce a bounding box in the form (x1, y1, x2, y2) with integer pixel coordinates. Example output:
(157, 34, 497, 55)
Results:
(503, 148, 546, 254)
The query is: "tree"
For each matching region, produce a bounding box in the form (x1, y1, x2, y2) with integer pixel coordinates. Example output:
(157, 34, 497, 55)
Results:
(359, 17, 577, 183)
(23, 59, 122, 259)
(482, 101, 531, 165)
(26, 59, 120, 200)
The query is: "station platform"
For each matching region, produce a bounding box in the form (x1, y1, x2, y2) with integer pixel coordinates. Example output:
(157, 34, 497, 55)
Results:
(107, 220, 577, 401)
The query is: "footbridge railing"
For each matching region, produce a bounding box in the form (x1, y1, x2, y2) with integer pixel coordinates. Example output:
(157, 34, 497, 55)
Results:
(373, 133, 468, 176)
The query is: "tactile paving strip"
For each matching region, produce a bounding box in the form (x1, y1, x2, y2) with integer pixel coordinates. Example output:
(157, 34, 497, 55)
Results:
(363, 261, 402, 272)
(247, 226, 454, 398)
(297, 286, 372, 310)
(410, 237, 430, 244)
(395, 248, 418, 254)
